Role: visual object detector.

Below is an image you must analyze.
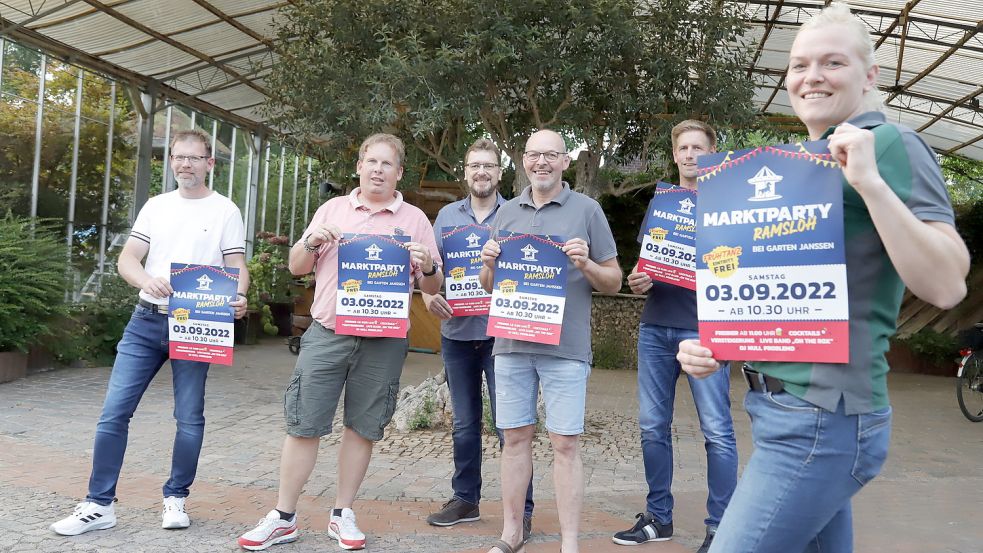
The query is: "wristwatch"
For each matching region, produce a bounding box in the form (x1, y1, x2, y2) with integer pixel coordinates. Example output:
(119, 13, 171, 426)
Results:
(421, 261, 439, 277)
(302, 234, 319, 253)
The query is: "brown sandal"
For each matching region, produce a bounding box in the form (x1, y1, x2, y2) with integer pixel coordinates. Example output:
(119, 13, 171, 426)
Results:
(489, 538, 522, 553)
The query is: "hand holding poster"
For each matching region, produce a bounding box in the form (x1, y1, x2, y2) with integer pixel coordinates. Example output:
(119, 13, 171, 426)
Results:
(168, 264, 239, 365)
(441, 224, 492, 316)
(636, 185, 697, 290)
(336, 233, 412, 337)
(696, 142, 849, 363)
(487, 231, 567, 345)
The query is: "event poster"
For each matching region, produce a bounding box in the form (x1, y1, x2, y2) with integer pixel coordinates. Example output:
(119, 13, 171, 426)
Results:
(487, 231, 567, 345)
(168, 264, 239, 365)
(335, 233, 412, 337)
(441, 224, 492, 316)
(636, 184, 697, 290)
(696, 141, 849, 363)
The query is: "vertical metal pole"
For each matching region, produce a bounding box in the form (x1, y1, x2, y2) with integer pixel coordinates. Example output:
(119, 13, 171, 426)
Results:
(245, 133, 263, 258)
(209, 119, 217, 189)
(162, 105, 173, 192)
(30, 54, 47, 218)
(260, 144, 270, 232)
(66, 69, 84, 300)
(227, 127, 237, 198)
(304, 157, 312, 223)
(243, 133, 254, 225)
(275, 145, 285, 236)
(133, 87, 156, 219)
(0, 39, 6, 95)
(98, 81, 117, 292)
(190, 111, 196, 129)
(289, 154, 299, 243)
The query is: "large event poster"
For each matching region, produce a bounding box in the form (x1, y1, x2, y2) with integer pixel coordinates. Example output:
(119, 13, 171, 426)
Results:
(696, 141, 849, 363)
(168, 264, 239, 365)
(441, 224, 492, 316)
(335, 233, 412, 337)
(487, 231, 568, 345)
(636, 184, 697, 290)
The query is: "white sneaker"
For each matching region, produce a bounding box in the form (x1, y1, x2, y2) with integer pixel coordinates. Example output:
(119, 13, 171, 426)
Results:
(328, 508, 365, 550)
(50, 501, 117, 536)
(161, 496, 190, 529)
(237, 510, 298, 551)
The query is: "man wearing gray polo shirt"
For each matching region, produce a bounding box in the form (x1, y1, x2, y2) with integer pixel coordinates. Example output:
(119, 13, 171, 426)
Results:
(479, 129, 622, 553)
(424, 139, 536, 534)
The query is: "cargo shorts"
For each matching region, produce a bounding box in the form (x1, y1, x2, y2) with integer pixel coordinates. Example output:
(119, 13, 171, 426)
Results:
(284, 321, 408, 441)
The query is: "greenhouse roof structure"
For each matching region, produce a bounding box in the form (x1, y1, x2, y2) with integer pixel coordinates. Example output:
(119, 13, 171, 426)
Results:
(1, 0, 980, 158)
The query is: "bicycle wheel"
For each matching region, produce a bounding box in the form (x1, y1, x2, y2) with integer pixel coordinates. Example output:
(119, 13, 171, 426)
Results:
(957, 352, 983, 422)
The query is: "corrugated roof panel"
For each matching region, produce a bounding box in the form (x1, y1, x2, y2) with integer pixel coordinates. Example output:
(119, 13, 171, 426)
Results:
(199, 84, 266, 107)
(39, 12, 153, 53)
(174, 24, 260, 59)
(114, 0, 216, 36)
(103, 41, 199, 75)
(207, 0, 284, 15)
(233, 10, 281, 39)
(29, 2, 97, 27)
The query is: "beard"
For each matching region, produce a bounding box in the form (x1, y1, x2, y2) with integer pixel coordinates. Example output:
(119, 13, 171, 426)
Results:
(175, 174, 203, 189)
(469, 181, 495, 198)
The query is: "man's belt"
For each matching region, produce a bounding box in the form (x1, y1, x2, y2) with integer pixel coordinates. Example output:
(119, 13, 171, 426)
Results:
(138, 298, 169, 315)
(741, 364, 784, 393)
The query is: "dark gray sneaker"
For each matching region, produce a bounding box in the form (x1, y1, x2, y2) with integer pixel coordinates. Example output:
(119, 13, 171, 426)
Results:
(426, 498, 480, 526)
(696, 525, 716, 553)
(611, 512, 673, 545)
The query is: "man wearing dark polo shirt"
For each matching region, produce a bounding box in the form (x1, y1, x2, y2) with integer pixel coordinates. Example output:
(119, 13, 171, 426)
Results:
(613, 121, 736, 553)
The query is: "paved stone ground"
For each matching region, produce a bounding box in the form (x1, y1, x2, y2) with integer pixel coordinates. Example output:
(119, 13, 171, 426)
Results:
(0, 339, 980, 552)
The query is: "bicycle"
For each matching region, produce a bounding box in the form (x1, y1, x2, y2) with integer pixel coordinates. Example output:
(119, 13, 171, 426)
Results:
(956, 323, 983, 422)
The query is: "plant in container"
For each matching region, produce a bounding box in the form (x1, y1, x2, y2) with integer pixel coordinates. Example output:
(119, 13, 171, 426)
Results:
(0, 214, 68, 382)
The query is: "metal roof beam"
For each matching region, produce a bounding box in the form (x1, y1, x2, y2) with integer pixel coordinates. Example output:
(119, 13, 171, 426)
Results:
(151, 44, 271, 81)
(917, 85, 983, 132)
(887, 23, 981, 103)
(78, 0, 270, 98)
(746, 0, 785, 79)
(187, 0, 278, 52)
(943, 131, 983, 155)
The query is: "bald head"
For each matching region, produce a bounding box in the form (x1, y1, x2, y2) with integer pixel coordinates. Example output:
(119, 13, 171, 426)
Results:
(523, 130, 570, 195)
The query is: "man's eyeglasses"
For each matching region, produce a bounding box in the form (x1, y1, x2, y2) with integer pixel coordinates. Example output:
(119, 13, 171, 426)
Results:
(522, 151, 567, 162)
(170, 155, 208, 164)
(465, 162, 500, 171)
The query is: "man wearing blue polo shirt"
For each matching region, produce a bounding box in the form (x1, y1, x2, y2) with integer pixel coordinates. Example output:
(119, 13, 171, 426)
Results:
(424, 139, 535, 539)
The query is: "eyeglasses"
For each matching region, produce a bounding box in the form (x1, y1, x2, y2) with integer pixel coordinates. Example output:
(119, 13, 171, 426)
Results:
(522, 151, 567, 162)
(170, 155, 208, 164)
(465, 162, 500, 171)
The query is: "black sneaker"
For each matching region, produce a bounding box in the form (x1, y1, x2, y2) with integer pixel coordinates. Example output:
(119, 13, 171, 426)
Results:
(611, 512, 672, 545)
(426, 498, 480, 526)
(696, 525, 716, 553)
(522, 515, 532, 543)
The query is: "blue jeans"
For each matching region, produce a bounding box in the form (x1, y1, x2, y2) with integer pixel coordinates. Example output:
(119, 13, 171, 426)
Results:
(709, 391, 892, 553)
(638, 323, 737, 527)
(86, 305, 210, 506)
(441, 337, 533, 517)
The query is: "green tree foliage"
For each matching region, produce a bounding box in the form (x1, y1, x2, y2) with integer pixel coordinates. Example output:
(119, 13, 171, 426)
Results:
(0, 215, 68, 352)
(263, 0, 756, 198)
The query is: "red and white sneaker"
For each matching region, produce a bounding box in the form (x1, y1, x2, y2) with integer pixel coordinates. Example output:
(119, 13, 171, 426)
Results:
(237, 510, 298, 551)
(328, 508, 366, 550)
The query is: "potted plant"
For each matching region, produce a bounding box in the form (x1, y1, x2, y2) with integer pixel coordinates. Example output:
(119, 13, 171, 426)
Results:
(0, 214, 68, 382)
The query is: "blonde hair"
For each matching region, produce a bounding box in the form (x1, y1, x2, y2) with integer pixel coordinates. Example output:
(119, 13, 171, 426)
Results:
(359, 133, 405, 166)
(170, 129, 213, 158)
(798, 2, 884, 112)
(671, 120, 716, 151)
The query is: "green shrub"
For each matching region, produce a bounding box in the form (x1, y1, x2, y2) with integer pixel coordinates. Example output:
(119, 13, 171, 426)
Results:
(51, 274, 134, 365)
(593, 331, 631, 370)
(0, 214, 68, 352)
(896, 329, 960, 366)
(409, 393, 437, 431)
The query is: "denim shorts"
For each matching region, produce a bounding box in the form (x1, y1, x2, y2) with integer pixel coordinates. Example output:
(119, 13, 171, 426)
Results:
(284, 321, 407, 441)
(493, 353, 591, 435)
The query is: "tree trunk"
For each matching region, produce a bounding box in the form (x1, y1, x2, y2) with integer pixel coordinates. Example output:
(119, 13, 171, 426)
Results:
(505, 145, 530, 198)
(575, 150, 604, 199)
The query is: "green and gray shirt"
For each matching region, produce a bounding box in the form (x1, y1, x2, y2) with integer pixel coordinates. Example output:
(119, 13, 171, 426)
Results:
(757, 111, 956, 414)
